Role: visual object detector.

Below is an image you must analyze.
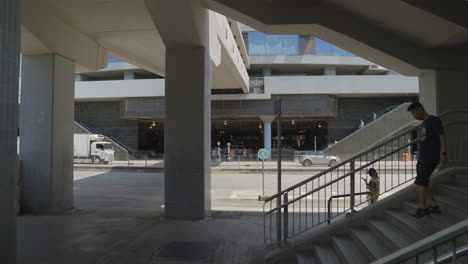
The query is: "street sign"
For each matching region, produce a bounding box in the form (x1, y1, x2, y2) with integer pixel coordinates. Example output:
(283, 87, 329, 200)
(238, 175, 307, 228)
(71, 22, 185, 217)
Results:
(258, 148, 269, 201)
(258, 148, 269, 160)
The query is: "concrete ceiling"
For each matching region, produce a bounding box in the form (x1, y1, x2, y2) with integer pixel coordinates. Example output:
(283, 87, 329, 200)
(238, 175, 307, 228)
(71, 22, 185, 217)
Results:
(20, 0, 247, 90)
(204, 0, 468, 76)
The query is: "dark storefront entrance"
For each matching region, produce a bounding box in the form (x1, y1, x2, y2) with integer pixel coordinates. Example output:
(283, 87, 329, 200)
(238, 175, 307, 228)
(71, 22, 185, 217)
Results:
(138, 121, 164, 154)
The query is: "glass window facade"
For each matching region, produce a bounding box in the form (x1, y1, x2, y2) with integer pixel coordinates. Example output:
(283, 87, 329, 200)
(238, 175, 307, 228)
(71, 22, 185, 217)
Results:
(248, 32, 299, 55)
(107, 56, 121, 63)
(315, 38, 355, 56)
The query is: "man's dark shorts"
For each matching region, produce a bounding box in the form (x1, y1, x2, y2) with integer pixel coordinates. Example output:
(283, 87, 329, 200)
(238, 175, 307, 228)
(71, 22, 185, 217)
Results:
(415, 161, 439, 186)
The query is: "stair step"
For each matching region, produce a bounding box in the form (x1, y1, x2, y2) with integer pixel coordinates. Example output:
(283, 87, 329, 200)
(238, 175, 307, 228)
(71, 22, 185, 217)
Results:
(350, 228, 392, 261)
(368, 218, 415, 250)
(436, 184, 468, 202)
(331, 236, 369, 264)
(296, 254, 318, 264)
(454, 174, 468, 187)
(434, 194, 468, 219)
(313, 245, 342, 264)
(402, 201, 463, 229)
(384, 209, 438, 241)
(280, 260, 299, 264)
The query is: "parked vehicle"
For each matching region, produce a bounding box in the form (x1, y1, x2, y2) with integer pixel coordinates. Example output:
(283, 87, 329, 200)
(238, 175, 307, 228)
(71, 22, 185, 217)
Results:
(299, 151, 341, 167)
(74, 133, 115, 164)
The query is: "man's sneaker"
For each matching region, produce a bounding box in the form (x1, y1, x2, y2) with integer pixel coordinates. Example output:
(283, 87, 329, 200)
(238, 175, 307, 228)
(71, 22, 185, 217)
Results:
(412, 208, 430, 218)
(428, 205, 442, 214)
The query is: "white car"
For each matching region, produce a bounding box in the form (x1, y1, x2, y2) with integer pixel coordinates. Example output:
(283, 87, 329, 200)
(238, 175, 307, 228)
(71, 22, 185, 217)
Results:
(299, 152, 341, 167)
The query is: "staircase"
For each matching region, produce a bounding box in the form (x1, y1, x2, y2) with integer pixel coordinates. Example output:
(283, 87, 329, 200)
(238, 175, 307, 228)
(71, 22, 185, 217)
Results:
(268, 167, 468, 264)
(324, 102, 420, 160)
(74, 121, 136, 160)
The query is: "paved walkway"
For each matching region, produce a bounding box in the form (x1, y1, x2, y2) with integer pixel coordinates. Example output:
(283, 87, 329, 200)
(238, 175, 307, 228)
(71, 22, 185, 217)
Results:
(18, 171, 267, 264)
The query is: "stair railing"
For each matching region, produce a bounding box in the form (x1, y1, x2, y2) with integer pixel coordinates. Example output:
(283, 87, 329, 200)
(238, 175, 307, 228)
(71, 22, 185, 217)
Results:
(372, 219, 468, 264)
(264, 125, 422, 246)
(74, 121, 137, 155)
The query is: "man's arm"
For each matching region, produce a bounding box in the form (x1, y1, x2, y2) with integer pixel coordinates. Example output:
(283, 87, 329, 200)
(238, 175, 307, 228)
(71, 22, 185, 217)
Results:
(440, 134, 448, 163)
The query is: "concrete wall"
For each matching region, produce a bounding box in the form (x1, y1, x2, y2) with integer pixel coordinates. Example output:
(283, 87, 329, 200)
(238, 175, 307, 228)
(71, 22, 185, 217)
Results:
(75, 101, 138, 149)
(75, 79, 165, 101)
(75, 75, 418, 101)
(77, 96, 415, 153)
(122, 95, 337, 118)
(266, 75, 418, 96)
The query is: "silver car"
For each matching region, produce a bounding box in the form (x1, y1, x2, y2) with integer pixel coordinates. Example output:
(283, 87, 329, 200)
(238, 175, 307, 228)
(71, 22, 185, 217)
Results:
(299, 152, 341, 167)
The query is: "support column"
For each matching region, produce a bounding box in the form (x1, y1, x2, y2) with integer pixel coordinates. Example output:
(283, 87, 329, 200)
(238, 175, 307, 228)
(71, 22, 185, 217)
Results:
(262, 67, 272, 76)
(260, 116, 276, 158)
(124, 71, 136, 80)
(20, 54, 75, 213)
(419, 68, 468, 165)
(164, 47, 211, 219)
(323, 66, 337, 75)
(0, 0, 20, 262)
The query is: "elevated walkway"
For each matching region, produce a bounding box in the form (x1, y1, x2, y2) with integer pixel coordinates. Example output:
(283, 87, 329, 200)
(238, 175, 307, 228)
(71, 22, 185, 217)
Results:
(324, 102, 420, 159)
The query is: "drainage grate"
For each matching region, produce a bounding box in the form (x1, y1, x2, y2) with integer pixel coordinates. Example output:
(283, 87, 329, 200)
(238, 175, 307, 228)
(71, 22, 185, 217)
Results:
(151, 241, 219, 263)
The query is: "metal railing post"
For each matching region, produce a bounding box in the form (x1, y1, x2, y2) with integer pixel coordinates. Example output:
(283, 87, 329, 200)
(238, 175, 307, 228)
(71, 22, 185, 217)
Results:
(350, 159, 356, 212)
(283, 193, 288, 244)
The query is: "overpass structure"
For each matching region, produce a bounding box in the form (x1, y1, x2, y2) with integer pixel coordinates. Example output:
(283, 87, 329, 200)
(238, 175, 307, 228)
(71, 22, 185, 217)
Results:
(1, 0, 468, 263)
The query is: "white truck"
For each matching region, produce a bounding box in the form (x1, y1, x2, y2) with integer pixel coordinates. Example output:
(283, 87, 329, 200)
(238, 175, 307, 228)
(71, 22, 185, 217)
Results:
(74, 133, 115, 164)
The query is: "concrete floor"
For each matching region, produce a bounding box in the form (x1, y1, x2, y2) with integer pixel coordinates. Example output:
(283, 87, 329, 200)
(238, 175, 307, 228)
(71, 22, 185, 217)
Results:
(18, 171, 267, 264)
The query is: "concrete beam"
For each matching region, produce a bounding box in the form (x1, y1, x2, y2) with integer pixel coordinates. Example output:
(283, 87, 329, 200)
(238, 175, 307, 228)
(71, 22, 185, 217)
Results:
(205, 0, 468, 75)
(21, 0, 107, 71)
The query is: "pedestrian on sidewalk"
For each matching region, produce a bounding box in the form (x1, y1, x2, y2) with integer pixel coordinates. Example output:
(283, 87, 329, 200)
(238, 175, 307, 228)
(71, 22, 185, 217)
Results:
(362, 168, 379, 205)
(407, 102, 447, 218)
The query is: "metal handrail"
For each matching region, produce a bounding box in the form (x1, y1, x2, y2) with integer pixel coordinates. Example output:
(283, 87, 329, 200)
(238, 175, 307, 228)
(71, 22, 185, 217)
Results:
(327, 192, 371, 224)
(75, 121, 137, 155)
(264, 138, 419, 215)
(372, 219, 468, 264)
(107, 135, 137, 154)
(263, 123, 421, 246)
(264, 125, 420, 203)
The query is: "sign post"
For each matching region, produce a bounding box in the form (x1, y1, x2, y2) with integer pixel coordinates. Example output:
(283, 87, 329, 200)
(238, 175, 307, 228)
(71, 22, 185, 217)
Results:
(274, 97, 282, 242)
(257, 148, 269, 201)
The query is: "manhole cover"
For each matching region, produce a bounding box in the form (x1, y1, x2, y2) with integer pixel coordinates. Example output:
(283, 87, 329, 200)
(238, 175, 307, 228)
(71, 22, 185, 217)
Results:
(151, 241, 219, 262)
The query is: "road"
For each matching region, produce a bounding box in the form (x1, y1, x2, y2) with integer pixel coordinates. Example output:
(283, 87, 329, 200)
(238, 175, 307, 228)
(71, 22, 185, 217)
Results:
(74, 169, 415, 212)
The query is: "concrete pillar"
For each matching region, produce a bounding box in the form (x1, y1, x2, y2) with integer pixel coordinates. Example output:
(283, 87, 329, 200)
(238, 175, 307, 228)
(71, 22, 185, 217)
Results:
(419, 68, 468, 165)
(164, 47, 211, 219)
(124, 71, 136, 80)
(0, 0, 20, 262)
(20, 54, 75, 213)
(263, 67, 272, 76)
(260, 116, 276, 158)
(324, 66, 337, 75)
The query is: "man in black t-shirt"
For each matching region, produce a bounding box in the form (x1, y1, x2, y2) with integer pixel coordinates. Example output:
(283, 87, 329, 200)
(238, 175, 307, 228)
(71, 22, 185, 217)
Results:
(407, 102, 448, 218)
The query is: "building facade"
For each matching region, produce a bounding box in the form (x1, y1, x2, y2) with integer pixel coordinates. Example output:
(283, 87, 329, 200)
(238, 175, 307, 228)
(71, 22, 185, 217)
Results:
(75, 27, 418, 157)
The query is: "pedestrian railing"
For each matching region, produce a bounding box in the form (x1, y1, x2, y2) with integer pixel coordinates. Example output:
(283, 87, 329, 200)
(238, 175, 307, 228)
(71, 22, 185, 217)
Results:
(263, 125, 422, 246)
(372, 219, 468, 264)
